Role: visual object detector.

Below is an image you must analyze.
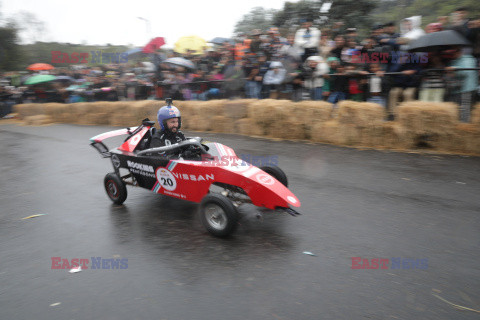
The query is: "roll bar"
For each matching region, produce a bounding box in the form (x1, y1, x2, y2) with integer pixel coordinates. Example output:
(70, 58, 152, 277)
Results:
(137, 138, 208, 156)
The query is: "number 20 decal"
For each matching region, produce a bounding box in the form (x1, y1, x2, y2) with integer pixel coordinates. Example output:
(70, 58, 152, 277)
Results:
(155, 168, 177, 191)
(161, 178, 173, 186)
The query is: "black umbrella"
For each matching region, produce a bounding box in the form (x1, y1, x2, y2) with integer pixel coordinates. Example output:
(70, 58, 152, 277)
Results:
(408, 30, 471, 52)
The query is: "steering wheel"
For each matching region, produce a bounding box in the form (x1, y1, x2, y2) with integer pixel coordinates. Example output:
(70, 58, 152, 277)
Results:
(180, 144, 203, 160)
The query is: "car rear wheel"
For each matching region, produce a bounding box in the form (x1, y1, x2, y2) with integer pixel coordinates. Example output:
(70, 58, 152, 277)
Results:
(200, 193, 239, 237)
(104, 173, 127, 205)
(259, 165, 288, 187)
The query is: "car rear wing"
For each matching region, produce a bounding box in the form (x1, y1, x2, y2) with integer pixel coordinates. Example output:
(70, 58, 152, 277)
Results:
(89, 127, 139, 158)
(90, 141, 111, 158)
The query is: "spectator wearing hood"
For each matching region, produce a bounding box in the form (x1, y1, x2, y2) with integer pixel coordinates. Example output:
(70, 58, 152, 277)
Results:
(294, 18, 321, 62)
(263, 61, 287, 99)
(302, 56, 329, 100)
(400, 16, 426, 41)
(398, 16, 426, 52)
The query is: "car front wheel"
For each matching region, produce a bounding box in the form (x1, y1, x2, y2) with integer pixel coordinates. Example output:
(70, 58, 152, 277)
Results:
(200, 193, 239, 237)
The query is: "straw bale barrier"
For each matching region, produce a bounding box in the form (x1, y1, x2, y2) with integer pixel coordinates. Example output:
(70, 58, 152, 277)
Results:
(23, 115, 53, 126)
(10, 99, 480, 156)
(337, 101, 384, 127)
(223, 99, 253, 120)
(471, 103, 480, 126)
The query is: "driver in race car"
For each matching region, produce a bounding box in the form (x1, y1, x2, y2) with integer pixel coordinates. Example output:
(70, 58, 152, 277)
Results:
(150, 100, 186, 148)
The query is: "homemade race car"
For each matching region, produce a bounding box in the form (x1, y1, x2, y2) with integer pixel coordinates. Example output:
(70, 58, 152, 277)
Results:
(90, 118, 301, 237)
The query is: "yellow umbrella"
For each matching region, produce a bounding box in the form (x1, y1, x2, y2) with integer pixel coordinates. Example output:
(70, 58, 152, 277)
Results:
(174, 35, 207, 55)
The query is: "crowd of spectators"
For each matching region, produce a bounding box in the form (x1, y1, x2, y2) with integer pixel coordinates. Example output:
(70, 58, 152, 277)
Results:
(1, 7, 480, 121)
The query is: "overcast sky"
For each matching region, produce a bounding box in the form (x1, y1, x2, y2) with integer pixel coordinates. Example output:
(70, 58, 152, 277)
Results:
(1, 0, 292, 47)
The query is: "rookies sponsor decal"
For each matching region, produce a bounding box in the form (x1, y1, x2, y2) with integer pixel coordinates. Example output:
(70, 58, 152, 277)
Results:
(127, 160, 155, 178)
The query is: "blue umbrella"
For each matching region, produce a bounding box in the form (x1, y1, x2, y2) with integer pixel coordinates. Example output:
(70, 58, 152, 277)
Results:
(55, 75, 74, 82)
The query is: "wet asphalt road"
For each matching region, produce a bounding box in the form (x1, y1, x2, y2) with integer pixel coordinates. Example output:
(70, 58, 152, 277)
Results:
(1, 123, 480, 320)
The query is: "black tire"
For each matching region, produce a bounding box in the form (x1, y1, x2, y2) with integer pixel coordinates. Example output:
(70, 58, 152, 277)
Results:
(200, 193, 239, 237)
(259, 165, 288, 187)
(104, 173, 127, 205)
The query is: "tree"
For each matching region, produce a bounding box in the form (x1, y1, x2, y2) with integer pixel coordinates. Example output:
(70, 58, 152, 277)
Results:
(371, 0, 480, 27)
(11, 11, 47, 44)
(233, 7, 278, 35)
(271, 0, 378, 35)
(0, 22, 22, 71)
(273, 0, 323, 33)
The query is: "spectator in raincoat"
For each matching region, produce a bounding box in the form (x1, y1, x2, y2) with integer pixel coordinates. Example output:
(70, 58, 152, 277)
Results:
(401, 16, 426, 40)
(263, 61, 287, 99)
(302, 56, 329, 100)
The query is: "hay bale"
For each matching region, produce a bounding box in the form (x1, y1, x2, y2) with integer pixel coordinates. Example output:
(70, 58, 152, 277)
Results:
(178, 100, 202, 118)
(338, 124, 361, 145)
(224, 99, 252, 120)
(471, 103, 480, 126)
(266, 119, 306, 140)
(248, 99, 294, 135)
(293, 101, 333, 122)
(359, 125, 384, 147)
(84, 112, 110, 126)
(236, 118, 264, 136)
(458, 124, 480, 154)
(397, 101, 458, 135)
(210, 115, 236, 133)
(337, 100, 385, 127)
(293, 101, 333, 138)
(382, 122, 410, 149)
(23, 115, 52, 126)
(311, 120, 341, 144)
(435, 123, 480, 154)
(42, 103, 68, 123)
(13, 104, 45, 119)
(188, 115, 210, 132)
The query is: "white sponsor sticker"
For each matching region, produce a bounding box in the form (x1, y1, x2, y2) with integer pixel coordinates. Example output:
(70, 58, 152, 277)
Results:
(156, 168, 177, 191)
(256, 173, 275, 185)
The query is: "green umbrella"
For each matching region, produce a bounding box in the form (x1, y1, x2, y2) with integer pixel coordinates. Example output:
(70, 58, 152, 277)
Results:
(24, 74, 56, 85)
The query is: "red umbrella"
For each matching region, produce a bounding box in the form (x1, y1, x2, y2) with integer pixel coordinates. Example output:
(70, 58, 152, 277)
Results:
(143, 37, 166, 53)
(27, 63, 54, 71)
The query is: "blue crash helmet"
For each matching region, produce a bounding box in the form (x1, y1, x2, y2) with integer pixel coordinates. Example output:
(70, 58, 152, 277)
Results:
(157, 103, 181, 132)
